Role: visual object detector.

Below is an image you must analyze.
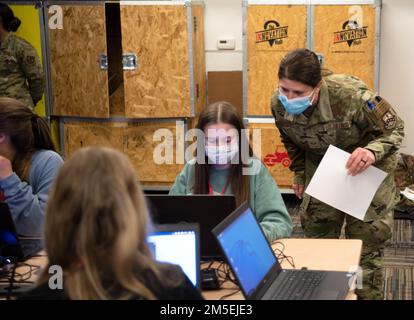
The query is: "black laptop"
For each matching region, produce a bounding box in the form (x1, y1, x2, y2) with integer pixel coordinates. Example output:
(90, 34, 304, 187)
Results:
(0, 202, 43, 261)
(212, 202, 356, 300)
(146, 195, 236, 259)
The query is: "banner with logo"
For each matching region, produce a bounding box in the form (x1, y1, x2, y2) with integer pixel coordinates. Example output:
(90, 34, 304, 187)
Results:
(314, 5, 376, 90)
(246, 5, 307, 116)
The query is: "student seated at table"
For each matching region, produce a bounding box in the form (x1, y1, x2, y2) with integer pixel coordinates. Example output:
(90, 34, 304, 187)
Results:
(169, 101, 292, 241)
(20, 147, 203, 300)
(0, 97, 63, 237)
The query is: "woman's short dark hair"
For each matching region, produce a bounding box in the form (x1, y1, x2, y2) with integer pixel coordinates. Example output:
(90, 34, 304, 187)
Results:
(0, 3, 21, 32)
(278, 48, 323, 87)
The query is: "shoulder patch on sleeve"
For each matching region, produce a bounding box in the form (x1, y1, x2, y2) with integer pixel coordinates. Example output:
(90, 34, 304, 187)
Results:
(365, 95, 397, 131)
(25, 55, 36, 66)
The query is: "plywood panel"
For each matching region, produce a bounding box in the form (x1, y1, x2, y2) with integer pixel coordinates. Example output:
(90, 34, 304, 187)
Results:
(123, 121, 185, 184)
(49, 5, 109, 117)
(247, 5, 307, 116)
(314, 5, 376, 89)
(64, 122, 124, 157)
(64, 120, 184, 185)
(120, 5, 191, 118)
(192, 4, 207, 117)
(248, 122, 293, 188)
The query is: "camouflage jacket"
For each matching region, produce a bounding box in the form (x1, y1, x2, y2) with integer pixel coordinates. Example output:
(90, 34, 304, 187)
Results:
(271, 74, 405, 187)
(0, 33, 44, 109)
(395, 153, 414, 191)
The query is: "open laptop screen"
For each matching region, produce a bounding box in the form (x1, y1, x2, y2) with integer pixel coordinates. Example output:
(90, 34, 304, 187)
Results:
(146, 195, 236, 258)
(215, 206, 276, 296)
(147, 225, 199, 288)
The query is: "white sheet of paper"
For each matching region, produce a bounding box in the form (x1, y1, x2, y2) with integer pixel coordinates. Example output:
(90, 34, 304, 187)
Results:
(305, 145, 388, 220)
(401, 187, 414, 202)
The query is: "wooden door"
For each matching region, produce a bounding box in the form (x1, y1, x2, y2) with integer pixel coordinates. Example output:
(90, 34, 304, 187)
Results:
(246, 5, 307, 116)
(314, 5, 377, 89)
(49, 5, 109, 117)
(120, 4, 191, 118)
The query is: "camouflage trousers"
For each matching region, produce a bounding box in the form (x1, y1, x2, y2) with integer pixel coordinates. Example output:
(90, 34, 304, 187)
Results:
(300, 196, 393, 300)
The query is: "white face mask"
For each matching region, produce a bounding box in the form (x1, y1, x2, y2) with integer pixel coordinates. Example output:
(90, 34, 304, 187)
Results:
(205, 142, 239, 165)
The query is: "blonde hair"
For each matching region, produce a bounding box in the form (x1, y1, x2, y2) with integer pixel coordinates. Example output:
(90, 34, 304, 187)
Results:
(41, 147, 162, 299)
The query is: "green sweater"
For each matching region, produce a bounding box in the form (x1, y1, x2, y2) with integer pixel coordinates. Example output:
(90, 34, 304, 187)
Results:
(169, 159, 293, 241)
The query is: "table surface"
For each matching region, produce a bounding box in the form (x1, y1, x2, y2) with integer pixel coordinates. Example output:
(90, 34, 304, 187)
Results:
(203, 238, 363, 300)
(1, 238, 362, 300)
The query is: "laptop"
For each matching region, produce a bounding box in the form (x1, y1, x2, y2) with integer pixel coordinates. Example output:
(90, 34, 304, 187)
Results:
(212, 202, 355, 300)
(0, 202, 43, 262)
(147, 223, 200, 289)
(146, 195, 236, 259)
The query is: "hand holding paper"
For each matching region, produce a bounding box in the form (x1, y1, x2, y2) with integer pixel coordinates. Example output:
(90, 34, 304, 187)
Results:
(305, 145, 388, 221)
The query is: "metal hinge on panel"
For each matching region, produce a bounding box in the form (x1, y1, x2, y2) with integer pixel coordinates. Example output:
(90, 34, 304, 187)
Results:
(123, 54, 138, 71)
(194, 16, 197, 33)
(99, 54, 108, 70)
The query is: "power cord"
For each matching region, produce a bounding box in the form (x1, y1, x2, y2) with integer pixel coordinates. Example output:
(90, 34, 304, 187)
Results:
(201, 241, 296, 299)
(271, 240, 296, 269)
(201, 260, 240, 299)
(0, 261, 41, 299)
(219, 289, 240, 300)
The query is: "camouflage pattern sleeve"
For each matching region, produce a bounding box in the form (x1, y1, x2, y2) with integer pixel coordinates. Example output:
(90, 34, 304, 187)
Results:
(353, 88, 405, 163)
(270, 94, 306, 185)
(16, 40, 44, 106)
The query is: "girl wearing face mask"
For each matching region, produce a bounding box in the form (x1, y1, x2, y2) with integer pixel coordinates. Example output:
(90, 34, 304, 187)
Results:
(169, 101, 292, 241)
(271, 49, 404, 300)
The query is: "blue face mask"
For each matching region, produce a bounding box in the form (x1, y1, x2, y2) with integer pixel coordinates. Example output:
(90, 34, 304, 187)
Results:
(278, 88, 316, 115)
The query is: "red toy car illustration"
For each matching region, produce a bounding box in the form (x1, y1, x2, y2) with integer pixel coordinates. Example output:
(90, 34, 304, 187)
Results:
(264, 146, 291, 168)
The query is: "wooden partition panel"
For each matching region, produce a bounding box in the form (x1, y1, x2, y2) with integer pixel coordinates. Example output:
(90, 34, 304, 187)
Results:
(247, 5, 307, 116)
(120, 4, 191, 118)
(314, 5, 376, 89)
(64, 120, 185, 185)
(248, 122, 293, 188)
(49, 5, 109, 117)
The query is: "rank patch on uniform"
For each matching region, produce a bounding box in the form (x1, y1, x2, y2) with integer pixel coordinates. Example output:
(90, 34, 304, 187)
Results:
(25, 55, 35, 65)
(365, 95, 397, 131)
(382, 111, 396, 130)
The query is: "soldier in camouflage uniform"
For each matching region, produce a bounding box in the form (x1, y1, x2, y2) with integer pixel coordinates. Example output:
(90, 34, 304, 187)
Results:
(270, 49, 404, 300)
(0, 4, 44, 109)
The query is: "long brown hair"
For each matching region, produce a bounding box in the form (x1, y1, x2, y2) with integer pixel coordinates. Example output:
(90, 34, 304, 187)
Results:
(194, 101, 252, 206)
(0, 97, 56, 181)
(41, 147, 163, 300)
(278, 48, 332, 86)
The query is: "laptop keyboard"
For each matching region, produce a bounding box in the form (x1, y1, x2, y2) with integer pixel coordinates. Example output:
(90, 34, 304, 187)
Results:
(271, 270, 327, 300)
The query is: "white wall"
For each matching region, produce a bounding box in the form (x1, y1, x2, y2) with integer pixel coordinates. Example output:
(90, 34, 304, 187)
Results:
(203, 0, 414, 153)
(204, 0, 243, 71)
(379, 0, 414, 154)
